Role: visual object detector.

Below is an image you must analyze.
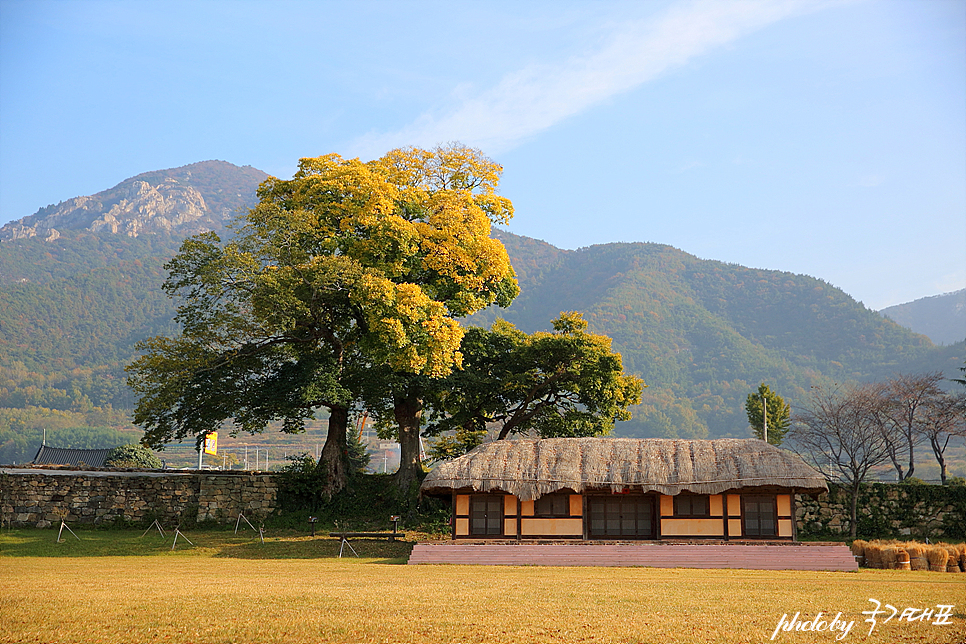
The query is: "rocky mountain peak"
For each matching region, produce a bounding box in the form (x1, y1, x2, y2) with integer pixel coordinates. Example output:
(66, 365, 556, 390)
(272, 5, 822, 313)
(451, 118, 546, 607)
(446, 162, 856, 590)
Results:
(0, 160, 269, 242)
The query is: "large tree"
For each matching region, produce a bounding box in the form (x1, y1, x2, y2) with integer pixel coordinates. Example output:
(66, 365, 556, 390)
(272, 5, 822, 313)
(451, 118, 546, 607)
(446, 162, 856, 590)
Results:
(424, 313, 644, 459)
(127, 144, 518, 495)
(874, 372, 944, 481)
(917, 391, 966, 485)
(744, 383, 791, 445)
(790, 383, 894, 539)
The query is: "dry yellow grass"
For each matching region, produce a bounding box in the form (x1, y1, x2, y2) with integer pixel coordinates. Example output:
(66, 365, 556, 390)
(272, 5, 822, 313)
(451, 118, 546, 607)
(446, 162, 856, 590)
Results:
(0, 557, 963, 644)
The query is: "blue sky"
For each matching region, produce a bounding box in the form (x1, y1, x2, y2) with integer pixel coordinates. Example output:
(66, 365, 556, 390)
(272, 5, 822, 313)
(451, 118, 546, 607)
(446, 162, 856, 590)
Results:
(1, 0, 963, 310)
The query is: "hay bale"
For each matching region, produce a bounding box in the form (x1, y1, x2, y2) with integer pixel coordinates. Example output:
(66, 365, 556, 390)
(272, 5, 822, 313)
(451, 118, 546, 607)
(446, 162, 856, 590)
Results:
(865, 543, 883, 569)
(944, 546, 961, 573)
(926, 546, 949, 572)
(850, 540, 868, 567)
(894, 546, 910, 571)
(906, 543, 928, 571)
(880, 545, 898, 570)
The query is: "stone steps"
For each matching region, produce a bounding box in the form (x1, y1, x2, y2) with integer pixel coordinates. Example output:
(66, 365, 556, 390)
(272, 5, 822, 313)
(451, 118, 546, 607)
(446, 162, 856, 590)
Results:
(408, 542, 858, 571)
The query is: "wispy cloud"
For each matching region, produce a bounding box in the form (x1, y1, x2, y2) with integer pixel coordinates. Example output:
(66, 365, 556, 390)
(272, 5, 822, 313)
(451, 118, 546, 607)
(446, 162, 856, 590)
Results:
(348, 0, 838, 158)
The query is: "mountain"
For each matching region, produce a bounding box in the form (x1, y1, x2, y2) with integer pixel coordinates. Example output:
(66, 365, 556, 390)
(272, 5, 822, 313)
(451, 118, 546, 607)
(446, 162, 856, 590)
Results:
(0, 160, 267, 243)
(880, 289, 966, 346)
(0, 161, 270, 463)
(0, 164, 961, 456)
(476, 230, 963, 439)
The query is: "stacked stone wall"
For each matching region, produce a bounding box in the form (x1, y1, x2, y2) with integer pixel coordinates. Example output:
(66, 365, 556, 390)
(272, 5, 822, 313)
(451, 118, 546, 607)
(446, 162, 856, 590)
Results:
(796, 483, 966, 541)
(197, 473, 276, 523)
(0, 470, 277, 528)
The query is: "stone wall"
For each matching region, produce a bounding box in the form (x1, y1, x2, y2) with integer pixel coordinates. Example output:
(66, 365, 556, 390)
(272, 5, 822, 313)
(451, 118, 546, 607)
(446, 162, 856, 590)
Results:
(0, 469, 277, 528)
(796, 483, 966, 541)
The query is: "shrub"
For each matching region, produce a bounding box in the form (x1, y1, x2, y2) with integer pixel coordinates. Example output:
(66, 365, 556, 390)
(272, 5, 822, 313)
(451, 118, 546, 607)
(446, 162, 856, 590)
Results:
(103, 443, 162, 469)
(900, 477, 927, 486)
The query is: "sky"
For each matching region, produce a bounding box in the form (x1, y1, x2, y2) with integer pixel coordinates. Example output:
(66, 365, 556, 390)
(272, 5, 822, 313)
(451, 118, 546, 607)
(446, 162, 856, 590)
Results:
(1, 0, 963, 310)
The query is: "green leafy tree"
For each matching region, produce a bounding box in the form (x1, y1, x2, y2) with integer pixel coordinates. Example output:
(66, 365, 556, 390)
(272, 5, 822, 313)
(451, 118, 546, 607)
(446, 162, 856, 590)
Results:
(425, 312, 644, 458)
(126, 144, 517, 495)
(745, 383, 791, 445)
(347, 423, 371, 474)
(103, 443, 162, 469)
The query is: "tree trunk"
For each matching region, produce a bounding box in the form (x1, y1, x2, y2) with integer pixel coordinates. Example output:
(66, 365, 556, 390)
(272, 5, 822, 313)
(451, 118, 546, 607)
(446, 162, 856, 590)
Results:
(935, 441, 947, 486)
(394, 393, 423, 493)
(318, 405, 350, 497)
(905, 439, 915, 480)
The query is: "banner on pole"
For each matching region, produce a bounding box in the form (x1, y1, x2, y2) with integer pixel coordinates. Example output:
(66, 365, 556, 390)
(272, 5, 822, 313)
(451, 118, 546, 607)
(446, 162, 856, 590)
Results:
(204, 432, 218, 455)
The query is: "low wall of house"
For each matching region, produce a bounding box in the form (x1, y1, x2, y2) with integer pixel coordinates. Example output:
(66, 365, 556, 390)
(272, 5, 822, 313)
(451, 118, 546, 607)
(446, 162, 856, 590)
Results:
(0, 469, 277, 528)
(795, 483, 966, 541)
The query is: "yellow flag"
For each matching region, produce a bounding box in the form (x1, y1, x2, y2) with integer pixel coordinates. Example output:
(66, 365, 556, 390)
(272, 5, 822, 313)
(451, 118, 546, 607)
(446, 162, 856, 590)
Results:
(204, 432, 218, 455)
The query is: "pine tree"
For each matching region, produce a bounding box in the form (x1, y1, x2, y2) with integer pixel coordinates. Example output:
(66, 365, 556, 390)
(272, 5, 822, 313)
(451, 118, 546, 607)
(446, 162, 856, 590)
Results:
(745, 383, 790, 445)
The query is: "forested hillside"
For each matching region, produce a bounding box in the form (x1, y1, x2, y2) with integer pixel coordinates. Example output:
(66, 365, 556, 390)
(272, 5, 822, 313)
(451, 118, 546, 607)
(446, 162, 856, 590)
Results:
(474, 231, 964, 439)
(0, 161, 266, 464)
(0, 163, 962, 463)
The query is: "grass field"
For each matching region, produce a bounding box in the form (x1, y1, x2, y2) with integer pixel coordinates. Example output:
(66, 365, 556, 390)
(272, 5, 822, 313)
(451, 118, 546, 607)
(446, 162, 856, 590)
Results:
(1, 529, 963, 644)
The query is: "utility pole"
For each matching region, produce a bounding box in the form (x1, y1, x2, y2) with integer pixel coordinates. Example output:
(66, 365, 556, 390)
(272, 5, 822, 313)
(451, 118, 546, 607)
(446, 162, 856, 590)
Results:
(761, 392, 768, 444)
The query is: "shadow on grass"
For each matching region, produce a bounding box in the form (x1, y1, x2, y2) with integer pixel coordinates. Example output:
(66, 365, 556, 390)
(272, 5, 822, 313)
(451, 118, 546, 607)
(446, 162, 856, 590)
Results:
(0, 528, 414, 562)
(211, 535, 414, 561)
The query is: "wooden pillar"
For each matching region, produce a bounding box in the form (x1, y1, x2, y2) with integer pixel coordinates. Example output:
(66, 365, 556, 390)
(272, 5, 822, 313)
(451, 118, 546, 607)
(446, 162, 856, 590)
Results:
(451, 491, 456, 541)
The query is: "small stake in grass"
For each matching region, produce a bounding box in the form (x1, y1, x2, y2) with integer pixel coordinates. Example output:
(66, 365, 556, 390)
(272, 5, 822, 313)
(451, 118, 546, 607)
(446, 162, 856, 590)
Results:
(56, 519, 80, 543)
(334, 521, 359, 558)
(54, 509, 80, 543)
(234, 511, 257, 534)
(170, 524, 194, 551)
(141, 519, 166, 539)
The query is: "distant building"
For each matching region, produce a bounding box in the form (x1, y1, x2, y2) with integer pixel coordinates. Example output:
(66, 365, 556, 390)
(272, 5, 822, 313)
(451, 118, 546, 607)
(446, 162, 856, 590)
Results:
(33, 445, 113, 468)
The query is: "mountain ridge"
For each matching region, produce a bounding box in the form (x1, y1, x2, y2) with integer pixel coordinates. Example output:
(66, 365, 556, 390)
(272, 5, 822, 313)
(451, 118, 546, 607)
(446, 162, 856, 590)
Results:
(880, 288, 966, 346)
(0, 162, 961, 449)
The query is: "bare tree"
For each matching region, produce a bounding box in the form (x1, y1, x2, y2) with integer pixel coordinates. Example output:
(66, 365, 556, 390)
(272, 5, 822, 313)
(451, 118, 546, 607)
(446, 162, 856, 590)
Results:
(790, 383, 894, 539)
(917, 392, 966, 485)
(876, 372, 944, 481)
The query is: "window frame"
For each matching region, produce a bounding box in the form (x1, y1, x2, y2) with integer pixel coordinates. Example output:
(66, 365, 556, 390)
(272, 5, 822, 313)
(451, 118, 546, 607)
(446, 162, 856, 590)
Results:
(469, 494, 504, 537)
(673, 494, 710, 518)
(742, 494, 778, 538)
(586, 494, 656, 539)
(534, 493, 571, 517)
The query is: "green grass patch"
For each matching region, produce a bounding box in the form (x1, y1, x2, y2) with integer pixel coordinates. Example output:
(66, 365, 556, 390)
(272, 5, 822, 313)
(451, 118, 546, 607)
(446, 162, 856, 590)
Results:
(0, 527, 417, 560)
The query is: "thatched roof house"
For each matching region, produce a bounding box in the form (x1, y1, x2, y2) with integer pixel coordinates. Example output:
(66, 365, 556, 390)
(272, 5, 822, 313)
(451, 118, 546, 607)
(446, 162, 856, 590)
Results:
(422, 437, 827, 500)
(422, 438, 826, 542)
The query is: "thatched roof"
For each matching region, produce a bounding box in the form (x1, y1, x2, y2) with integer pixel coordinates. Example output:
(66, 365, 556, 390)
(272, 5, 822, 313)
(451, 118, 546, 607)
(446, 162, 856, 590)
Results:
(421, 438, 827, 500)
